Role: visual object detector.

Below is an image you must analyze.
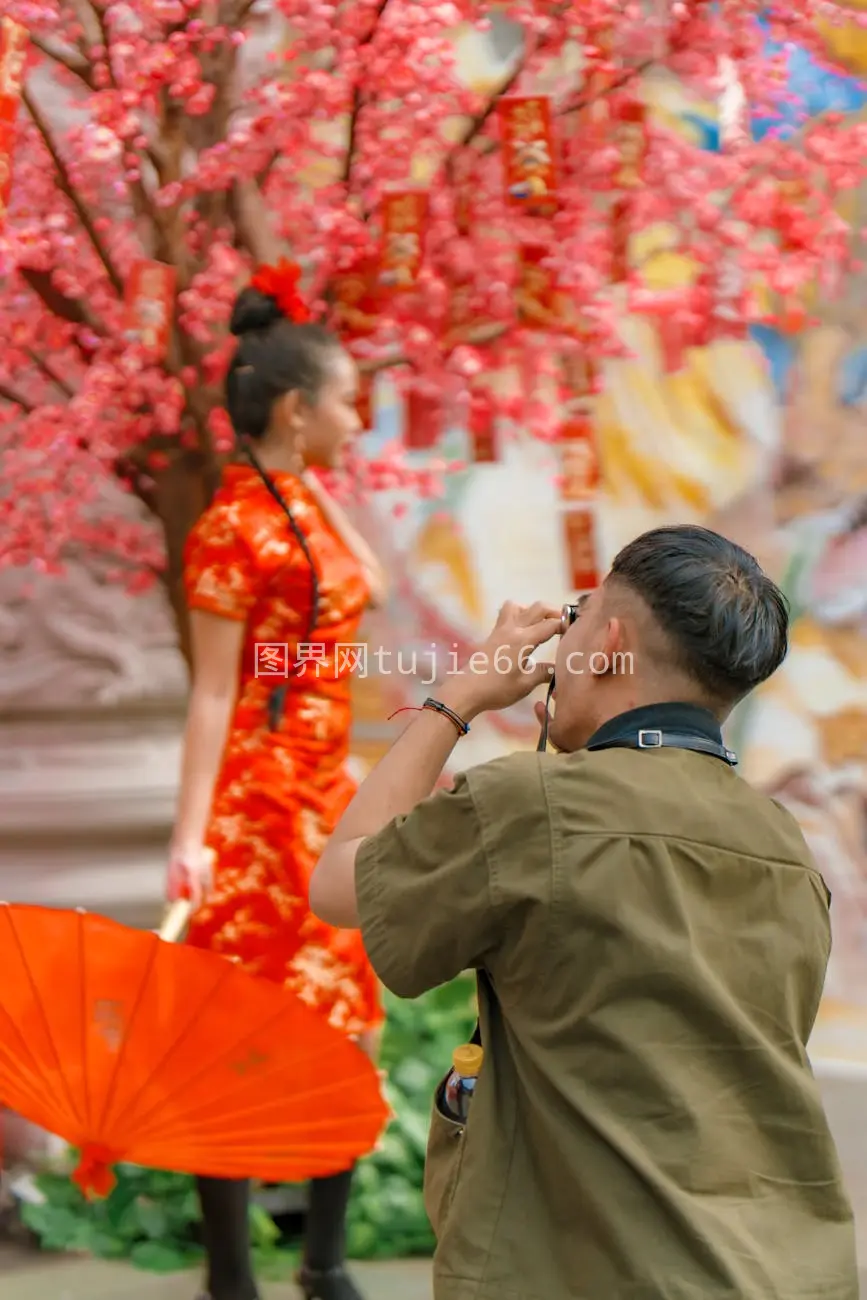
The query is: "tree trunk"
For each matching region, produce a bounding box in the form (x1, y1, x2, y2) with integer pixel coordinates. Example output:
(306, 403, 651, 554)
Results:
(154, 452, 222, 671)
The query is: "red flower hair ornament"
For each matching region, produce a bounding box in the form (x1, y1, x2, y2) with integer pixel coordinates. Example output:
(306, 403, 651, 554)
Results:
(250, 258, 312, 324)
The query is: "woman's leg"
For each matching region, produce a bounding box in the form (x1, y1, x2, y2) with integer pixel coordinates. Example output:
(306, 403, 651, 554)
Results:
(197, 1176, 259, 1300)
(299, 1167, 363, 1299)
(298, 1026, 382, 1300)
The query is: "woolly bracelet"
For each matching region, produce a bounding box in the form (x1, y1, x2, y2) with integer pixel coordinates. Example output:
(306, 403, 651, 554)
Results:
(422, 697, 470, 736)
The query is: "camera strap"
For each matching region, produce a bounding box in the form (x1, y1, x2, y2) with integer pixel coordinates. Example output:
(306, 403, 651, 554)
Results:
(536, 675, 737, 766)
(586, 729, 737, 766)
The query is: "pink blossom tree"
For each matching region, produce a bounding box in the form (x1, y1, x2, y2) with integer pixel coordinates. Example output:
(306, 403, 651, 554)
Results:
(1, 0, 865, 656)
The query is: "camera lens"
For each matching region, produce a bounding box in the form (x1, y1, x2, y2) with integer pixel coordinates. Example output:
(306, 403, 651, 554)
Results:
(560, 603, 578, 634)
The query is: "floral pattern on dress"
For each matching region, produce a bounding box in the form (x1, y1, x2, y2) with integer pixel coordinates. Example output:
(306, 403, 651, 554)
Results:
(183, 464, 383, 1037)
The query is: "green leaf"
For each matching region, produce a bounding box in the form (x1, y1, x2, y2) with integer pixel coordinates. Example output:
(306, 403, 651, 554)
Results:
(130, 1240, 191, 1272)
(134, 1197, 170, 1239)
(249, 1203, 281, 1249)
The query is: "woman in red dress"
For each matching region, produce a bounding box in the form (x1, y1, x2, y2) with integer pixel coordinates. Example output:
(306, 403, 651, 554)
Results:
(169, 266, 386, 1300)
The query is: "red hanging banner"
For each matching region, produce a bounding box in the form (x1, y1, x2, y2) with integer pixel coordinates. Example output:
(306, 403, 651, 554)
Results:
(609, 101, 648, 285)
(559, 416, 600, 501)
(451, 147, 475, 236)
(610, 197, 632, 285)
(379, 190, 427, 293)
(657, 314, 687, 373)
(332, 259, 380, 341)
(613, 100, 648, 190)
(123, 260, 177, 362)
(468, 394, 498, 464)
(356, 369, 375, 431)
(562, 349, 599, 401)
(0, 18, 28, 230)
(563, 507, 600, 592)
(517, 243, 560, 331)
(498, 96, 558, 215)
(404, 387, 442, 450)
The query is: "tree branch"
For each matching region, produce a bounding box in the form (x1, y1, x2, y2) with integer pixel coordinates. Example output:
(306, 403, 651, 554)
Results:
(18, 267, 104, 335)
(342, 0, 393, 187)
(0, 382, 34, 413)
(28, 33, 95, 87)
(230, 178, 284, 264)
(26, 349, 75, 398)
(22, 86, 124, 296)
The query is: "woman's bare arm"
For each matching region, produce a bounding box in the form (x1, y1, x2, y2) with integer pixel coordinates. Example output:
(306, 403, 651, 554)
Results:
(170, 609, 245, 900)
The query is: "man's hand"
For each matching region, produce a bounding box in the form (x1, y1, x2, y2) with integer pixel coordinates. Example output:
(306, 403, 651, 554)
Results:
(439, 601, 559, 721)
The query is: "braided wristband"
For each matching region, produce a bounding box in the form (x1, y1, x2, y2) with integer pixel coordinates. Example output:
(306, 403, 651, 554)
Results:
(422, 697, 470, 736)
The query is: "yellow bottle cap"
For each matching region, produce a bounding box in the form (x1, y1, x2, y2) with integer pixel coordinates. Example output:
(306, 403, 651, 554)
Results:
(452, 1043, 483, 1076)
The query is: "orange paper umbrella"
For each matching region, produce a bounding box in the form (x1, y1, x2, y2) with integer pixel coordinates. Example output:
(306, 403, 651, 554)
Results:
(0, 903, 389, 1198)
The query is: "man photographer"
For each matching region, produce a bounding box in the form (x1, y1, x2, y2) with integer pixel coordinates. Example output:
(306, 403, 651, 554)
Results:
(310, 524, 857, 1300)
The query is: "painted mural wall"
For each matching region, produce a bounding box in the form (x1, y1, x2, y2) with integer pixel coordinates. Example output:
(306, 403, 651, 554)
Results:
(345, 19, 867, 1065)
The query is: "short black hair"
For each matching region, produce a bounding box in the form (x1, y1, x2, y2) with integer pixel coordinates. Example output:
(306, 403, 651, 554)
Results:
(608, 524, 789, 706)
(224, 287, 340, 441)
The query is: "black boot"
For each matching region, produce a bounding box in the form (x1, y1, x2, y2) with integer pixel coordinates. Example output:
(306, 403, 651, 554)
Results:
(196, 1175, 260, 1300)
(297, 1168, 364, 1300)
(297, 1264, 366, 1300)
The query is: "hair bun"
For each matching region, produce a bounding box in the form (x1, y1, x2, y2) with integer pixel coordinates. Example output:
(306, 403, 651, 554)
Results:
(230, 287, 284, 337)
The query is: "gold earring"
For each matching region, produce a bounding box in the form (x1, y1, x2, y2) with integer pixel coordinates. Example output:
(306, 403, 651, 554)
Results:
(291, 435, 305, 474)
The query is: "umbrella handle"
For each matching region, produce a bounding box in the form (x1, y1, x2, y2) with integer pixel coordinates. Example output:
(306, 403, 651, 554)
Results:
(158, 898, 194, 944)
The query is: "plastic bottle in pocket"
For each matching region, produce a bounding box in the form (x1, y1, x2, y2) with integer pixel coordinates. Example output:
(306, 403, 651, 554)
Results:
(443, 1044, 484, 1122)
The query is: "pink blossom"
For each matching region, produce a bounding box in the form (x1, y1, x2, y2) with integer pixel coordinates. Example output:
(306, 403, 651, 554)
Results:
(0, 0, 864, 595)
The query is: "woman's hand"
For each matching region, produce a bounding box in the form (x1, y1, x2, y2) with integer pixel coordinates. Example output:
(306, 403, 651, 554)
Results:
(166, 844, 215, 909)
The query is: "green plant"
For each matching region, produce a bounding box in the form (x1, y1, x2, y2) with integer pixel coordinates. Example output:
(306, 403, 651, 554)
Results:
(20, 975, 477, 1271)
(347, 977, 478, 1259)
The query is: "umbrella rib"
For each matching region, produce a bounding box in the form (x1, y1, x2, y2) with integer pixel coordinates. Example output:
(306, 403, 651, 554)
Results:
(78, 910, 92, 1133)
(125, 995, 318, 1140)
(92, 933, 161, 1137)
(5, 910, 84, 1132)
(106, 955, 240, 1137)
(0, 1051, 78, 1142)
(0, 1006, 79, 1134)
(126, 1050, 378, 1149)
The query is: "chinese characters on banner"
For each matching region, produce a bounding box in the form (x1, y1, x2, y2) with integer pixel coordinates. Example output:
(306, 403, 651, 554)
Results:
(563, 506, 601, 592)
(517, 243, 560, 330)
(610, 101, 648, 284)
(0, 18, 28, 231)
(123, 260, 177, 361)
(559, 416, 600, 501)
(332, 260, 380, 341)
(559, 404, 601, 592)
(498, 95, 558, 215)
(379, 190, 427, 292)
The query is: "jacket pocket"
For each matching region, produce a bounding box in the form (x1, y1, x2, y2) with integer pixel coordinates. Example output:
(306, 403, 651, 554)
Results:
(423, 1075, 467, 1238)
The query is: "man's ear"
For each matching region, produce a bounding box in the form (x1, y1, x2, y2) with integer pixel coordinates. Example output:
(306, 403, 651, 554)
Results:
(591, 616, 623, 676)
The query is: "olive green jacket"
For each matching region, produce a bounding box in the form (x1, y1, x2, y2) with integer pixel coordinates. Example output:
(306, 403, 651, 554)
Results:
(356, 743, 857, 1300)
